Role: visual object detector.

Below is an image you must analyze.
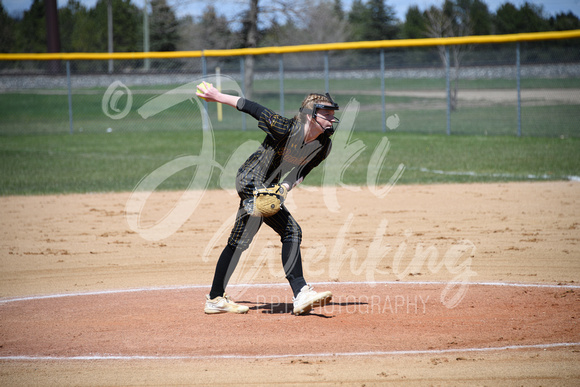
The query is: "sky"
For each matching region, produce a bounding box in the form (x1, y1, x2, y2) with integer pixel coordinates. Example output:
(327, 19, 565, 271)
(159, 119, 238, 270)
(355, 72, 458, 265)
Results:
(3, 0, 580, 22)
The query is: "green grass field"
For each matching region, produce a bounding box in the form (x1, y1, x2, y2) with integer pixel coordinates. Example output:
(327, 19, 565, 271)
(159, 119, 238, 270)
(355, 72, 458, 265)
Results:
(1, 130, 578, 196)
(1, 77, 579, 136)
(1, 76, 578, 195)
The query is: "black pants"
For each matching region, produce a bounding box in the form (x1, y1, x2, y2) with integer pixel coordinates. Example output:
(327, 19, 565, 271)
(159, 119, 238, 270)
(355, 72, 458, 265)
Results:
(209, 202, 306, 299)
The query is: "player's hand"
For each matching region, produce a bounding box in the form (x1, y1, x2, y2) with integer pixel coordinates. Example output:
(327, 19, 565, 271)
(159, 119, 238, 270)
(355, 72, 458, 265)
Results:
(196, 81, 220, 102)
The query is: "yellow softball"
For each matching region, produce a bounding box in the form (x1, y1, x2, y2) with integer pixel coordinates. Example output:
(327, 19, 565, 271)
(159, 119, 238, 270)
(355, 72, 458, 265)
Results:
(196, 82, 211, 100)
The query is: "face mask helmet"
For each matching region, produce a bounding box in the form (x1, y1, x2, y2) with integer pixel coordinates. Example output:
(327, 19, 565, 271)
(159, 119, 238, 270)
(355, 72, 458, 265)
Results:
(299, 92, 340, 135)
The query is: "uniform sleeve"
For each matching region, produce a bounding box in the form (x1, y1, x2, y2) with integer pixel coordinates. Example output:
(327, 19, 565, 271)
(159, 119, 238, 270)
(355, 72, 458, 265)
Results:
(236, 98, 265, 120)
(237, 98, 292, 140)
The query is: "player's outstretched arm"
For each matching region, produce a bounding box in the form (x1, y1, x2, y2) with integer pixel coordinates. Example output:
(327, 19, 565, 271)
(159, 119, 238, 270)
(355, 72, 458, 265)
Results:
(196, 81, 240, 108)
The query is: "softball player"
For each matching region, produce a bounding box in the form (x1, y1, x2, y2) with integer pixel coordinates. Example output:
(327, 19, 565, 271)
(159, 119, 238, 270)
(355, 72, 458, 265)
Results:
(196, 82, 339, 315)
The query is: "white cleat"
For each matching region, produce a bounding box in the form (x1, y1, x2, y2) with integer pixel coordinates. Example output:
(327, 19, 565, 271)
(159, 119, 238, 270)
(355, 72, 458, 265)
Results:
(292, 285, 332, 315)
(204, 293, 249, 314)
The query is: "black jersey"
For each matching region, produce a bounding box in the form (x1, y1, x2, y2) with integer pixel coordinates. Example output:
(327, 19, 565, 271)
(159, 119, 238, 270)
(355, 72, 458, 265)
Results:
(235, 98, 332, 197)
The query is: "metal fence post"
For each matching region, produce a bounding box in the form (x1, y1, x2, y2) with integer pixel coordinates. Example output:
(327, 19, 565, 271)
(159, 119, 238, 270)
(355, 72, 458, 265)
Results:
(66, 60, 73, 135)
(240, 56, 246, 131)
(143, 0, 150, 71)
(107, 0, 113, 74)
(380, 49, 386, 133)
(202, 53, 208, 118)
(279, 54, 284, 116)
(324, 52, 329, 93)
(446, 46, 451, 136)
(516, 42, 522, 137)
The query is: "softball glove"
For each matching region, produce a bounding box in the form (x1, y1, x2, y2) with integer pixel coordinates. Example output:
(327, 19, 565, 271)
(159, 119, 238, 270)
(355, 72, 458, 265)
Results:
(244, 184, 287, 217)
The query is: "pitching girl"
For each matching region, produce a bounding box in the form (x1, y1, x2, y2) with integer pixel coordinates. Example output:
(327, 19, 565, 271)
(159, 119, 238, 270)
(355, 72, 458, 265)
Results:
(196, 82, 339, 315)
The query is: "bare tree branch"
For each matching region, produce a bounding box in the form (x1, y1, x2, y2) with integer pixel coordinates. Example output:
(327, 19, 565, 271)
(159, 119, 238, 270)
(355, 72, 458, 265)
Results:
(425, 2, 473, 111)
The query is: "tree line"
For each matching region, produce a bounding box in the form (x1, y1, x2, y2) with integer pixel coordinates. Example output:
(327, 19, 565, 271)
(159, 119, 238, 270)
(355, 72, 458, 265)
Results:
(2, 0, 578, 55)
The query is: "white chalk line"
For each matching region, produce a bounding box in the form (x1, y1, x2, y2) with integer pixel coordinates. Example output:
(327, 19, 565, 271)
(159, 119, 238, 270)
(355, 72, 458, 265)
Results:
(1, 342, 579, 362)
(410, 166, 580, 182)
(1, 280, 579, 305)
(1, 281, 578, 362)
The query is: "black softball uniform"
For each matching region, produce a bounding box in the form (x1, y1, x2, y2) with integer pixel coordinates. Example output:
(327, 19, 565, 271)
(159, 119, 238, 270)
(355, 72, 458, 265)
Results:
(208, 98, 333, 299)
(227, 98, 333, 250)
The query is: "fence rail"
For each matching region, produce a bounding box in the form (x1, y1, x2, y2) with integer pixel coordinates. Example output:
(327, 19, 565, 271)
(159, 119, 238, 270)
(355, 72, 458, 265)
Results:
(2, 30, 580, 61)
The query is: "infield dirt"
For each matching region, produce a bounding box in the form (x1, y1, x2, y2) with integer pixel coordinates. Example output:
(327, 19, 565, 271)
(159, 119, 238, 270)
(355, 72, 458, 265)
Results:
(1, 182, 579, 385)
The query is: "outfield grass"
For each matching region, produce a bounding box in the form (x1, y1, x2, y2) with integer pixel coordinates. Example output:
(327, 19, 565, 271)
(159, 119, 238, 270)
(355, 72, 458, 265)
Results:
(2, 91, 577, 137)
(1, 77, 579, 136)
(1, 130, 578, 196)
(1, 76, 578, 195)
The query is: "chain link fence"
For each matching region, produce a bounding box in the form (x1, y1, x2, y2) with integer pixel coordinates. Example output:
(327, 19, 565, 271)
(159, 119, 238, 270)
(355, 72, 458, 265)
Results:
(1, 37, 579, 137)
